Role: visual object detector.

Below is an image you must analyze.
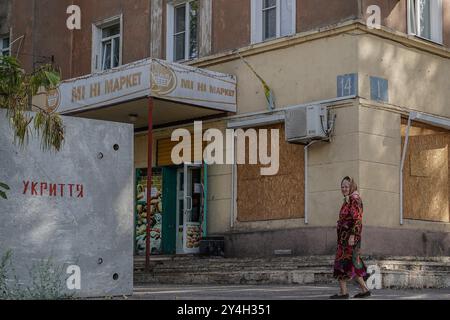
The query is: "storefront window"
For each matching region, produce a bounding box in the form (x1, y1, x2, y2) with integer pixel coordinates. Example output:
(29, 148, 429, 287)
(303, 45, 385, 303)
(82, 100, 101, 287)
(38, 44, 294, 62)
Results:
(135, 168, 163, 255)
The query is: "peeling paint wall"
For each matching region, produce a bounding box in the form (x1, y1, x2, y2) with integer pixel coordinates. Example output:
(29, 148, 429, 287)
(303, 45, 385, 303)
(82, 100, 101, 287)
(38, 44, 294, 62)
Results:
(9, 0, 151, 79)
(212, 0, 251, 54)
(6, 0, 450, 77)
(27, 0, 73, 78)
(71, 0, 151, 78)
(297, 0, 359, 32)
(199, 0, 212, 57)
(10, 0, 35, 73)
(360, 0, 407, 33)
(150, 0, 163, 59)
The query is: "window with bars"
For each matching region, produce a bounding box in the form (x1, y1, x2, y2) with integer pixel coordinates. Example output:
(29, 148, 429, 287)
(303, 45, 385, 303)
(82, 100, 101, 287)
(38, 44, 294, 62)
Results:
(408, 0, 443, 44)
(168, 0, 199, 62)
(0, 36, 10, 56)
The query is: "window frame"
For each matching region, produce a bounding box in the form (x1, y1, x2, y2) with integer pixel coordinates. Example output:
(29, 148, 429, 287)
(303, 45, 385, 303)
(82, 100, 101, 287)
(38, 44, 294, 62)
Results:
(91, 15, 123, 73)
(173, 3, 187, 62)
(407, 0, 443, 45)
(251, 0, 296, 44)
(262, 0, 279, 41)
(0, 35, 10, 56)
(166, 0, 199, 62)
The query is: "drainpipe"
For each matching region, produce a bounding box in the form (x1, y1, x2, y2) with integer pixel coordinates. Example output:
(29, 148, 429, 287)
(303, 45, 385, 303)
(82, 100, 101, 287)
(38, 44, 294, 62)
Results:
(400, 113, 413, 226)
(304, 140, 319, 225)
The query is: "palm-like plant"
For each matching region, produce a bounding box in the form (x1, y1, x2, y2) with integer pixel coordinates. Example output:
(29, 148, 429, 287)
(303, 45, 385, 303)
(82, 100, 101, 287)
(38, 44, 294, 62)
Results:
(0, 56, 64, 199)
(0, 183, 9, 200)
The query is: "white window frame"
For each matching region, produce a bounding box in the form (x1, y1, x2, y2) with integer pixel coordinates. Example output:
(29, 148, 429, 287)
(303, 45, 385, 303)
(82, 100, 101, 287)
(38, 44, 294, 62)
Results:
(407, 0, 443, 44)
(166, 0, 199, 62)
(251, 0, 296, 44)
(0, 35, 10, 56)
(91, 15, 123, 73)
(262, 0, 279, 41)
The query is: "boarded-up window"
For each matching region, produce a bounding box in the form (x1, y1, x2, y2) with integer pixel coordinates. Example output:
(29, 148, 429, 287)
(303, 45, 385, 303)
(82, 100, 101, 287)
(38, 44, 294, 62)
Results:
(401, 118, 450, 222)
(237, 123, 305, 222)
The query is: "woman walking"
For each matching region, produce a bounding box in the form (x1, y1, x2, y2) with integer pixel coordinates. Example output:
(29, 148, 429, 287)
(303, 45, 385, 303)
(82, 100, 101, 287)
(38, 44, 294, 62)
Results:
(330, 176, 371, 299)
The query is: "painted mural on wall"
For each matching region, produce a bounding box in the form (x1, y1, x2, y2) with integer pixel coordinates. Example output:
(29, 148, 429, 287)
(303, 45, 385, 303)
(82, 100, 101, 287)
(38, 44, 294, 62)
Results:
(135, 168, 163, 255)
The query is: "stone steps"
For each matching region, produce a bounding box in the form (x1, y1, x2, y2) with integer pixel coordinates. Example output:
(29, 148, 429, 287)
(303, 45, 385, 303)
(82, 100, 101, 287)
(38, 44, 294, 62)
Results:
(133, 255, 450, 288)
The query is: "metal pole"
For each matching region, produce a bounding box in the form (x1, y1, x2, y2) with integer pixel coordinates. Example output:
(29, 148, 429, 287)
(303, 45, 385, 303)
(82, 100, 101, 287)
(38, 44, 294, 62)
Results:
(400, 114, 412, 226)
(202, 162, 208, 238)
(145, 97, 154, 270)
(304, 140, 319, 225)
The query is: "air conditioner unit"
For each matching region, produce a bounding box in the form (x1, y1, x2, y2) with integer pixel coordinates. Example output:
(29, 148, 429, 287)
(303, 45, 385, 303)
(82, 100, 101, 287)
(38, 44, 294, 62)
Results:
(285, 104, 329, 144)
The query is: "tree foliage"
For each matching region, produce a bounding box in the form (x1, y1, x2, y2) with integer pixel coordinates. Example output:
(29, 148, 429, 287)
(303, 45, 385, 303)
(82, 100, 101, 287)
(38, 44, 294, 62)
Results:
(0, 55, 64, 151)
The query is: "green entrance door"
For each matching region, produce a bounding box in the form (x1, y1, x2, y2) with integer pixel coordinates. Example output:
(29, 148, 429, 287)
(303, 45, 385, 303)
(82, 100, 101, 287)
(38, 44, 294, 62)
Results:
(162, 167, 177, 254)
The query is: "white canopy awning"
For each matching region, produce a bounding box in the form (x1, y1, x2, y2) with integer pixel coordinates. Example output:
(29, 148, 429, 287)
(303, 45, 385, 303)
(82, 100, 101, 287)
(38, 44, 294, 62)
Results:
(35, 58, 237, 116)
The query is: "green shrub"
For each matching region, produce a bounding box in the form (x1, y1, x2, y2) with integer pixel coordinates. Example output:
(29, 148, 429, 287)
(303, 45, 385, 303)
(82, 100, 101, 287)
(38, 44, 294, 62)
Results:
(0, 250, 74, 300)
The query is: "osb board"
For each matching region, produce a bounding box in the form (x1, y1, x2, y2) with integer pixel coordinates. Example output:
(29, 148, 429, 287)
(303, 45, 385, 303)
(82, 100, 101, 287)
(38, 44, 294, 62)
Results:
(237, 123, 305, 222)
(401, 117, 448, 136)
(410, 147, 447, 177)
(401, 119, 450, 222)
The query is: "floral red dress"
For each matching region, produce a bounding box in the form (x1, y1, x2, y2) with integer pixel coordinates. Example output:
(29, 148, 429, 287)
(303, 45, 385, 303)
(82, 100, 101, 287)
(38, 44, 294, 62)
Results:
(333, 193, 368, 281)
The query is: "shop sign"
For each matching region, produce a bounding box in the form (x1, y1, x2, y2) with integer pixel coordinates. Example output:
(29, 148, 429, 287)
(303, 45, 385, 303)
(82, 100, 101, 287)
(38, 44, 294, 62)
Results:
(40, 59, 237, 114)
(21, 180, 84, 198)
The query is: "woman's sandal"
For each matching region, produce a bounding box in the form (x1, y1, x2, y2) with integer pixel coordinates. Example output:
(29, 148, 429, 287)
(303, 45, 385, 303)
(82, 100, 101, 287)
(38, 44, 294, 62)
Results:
(329, 293, 349, 299)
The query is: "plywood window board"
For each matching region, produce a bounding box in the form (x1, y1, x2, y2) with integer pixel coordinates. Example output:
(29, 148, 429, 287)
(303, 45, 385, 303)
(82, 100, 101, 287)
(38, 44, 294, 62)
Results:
(401, 118, 450, 223)
(236, 123, 305, 222)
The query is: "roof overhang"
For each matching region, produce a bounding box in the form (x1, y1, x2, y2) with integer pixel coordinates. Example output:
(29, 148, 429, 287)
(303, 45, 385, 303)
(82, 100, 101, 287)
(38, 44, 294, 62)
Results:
(409, 111, 450, 130)
(34, 58, 237, 116)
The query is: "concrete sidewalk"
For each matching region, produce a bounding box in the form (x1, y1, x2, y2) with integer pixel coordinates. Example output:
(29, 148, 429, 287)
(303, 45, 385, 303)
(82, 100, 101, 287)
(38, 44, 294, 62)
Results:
(129, 284, 450, 300)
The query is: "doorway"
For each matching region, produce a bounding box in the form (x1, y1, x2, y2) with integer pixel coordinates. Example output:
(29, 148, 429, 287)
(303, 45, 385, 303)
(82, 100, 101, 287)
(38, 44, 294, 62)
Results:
(134, 163, 207, 256)
(176, 163, 204, 254)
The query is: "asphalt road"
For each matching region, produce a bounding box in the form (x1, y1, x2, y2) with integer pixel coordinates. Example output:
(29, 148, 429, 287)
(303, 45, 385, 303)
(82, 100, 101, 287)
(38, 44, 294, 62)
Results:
(128, 284, 450, 300)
